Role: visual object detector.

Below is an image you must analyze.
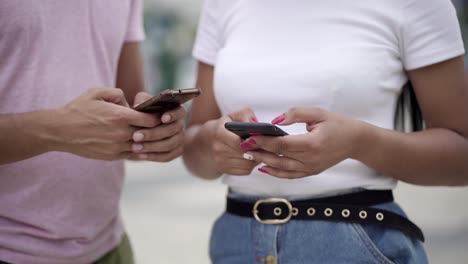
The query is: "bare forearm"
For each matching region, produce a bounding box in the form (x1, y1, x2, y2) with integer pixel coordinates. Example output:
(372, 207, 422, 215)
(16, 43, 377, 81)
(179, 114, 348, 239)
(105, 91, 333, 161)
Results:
(0, 110, 61, 164)
(182, 123, 222, 180)
(354, 122, 468, 186)
(117, 42, 145, 106)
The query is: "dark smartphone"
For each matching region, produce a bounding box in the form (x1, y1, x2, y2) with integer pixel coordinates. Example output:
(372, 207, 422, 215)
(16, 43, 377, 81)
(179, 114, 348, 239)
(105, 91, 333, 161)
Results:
(133, 88, 201, 113)
(225, 122, 289, 139)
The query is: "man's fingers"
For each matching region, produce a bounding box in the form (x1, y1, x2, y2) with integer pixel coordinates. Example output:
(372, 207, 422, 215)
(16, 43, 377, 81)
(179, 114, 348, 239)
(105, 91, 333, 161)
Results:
(161, 106, 187, 124)
(228, 107, 257, 122)
(133, 92, 154, 107)
(132, 132, 184, 153)
(121, 107, 161, 128)
(272, 107, 326, 126)
(136, 146, 184, 163)
(92, 88, 129, 107)
(133, 121, 184, 142)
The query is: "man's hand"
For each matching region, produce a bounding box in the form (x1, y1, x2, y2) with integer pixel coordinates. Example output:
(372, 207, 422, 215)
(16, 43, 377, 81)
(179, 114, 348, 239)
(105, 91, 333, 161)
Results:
(130, 92, 186, 162)
(53, 88, 160, 160)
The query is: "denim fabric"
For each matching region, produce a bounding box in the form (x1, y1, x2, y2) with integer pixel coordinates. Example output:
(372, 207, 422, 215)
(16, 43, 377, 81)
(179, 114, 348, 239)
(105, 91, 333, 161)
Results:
(210, 196, 428, 264)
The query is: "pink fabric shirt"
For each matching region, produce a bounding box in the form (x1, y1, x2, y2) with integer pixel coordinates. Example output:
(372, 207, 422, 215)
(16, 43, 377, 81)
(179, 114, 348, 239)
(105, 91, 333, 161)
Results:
(0, 1, 144, 263)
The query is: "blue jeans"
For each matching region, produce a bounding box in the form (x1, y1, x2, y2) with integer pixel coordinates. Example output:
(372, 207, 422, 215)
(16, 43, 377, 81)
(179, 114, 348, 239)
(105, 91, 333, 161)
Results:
(210, 196, 428, 264)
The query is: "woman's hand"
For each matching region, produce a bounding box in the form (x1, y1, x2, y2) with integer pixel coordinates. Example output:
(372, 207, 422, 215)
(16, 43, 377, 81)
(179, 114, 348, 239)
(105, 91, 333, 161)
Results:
(208, 108, 261, 175)
(242, 107, 366, 179)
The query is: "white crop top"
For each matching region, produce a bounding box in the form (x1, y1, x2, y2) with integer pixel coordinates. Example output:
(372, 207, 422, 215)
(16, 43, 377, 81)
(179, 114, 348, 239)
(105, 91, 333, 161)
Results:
(193, 0, 465, 199)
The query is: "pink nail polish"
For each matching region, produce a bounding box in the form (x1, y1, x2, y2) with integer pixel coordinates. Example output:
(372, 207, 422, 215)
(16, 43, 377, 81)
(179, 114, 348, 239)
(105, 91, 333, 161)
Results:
(240, 142, 253, 149)
(250, 117, 258, 123)
(249, 132, 262, 137)
(246, 138, 257, 144)
(271, 114, 286, 125)
(258, 168, 269, 174)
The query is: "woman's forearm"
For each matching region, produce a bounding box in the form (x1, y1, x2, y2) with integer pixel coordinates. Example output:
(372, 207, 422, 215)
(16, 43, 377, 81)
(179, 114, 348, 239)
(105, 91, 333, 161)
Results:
(354, 122, 468, 186)
(182, 122, 223, 180)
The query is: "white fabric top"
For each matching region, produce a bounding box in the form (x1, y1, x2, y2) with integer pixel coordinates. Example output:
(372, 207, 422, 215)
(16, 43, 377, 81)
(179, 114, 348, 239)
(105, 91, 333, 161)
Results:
(193, 0, 465, 199)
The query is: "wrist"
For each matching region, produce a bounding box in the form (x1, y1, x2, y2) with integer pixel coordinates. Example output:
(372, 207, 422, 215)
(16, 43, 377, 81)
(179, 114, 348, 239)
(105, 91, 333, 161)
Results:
(349, 120, 381, 162)
(12, 109, 65, 154)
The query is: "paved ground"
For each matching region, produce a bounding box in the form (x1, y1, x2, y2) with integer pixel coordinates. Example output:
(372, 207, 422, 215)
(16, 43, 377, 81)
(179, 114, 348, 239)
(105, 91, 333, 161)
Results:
(121, 159, 468, 264)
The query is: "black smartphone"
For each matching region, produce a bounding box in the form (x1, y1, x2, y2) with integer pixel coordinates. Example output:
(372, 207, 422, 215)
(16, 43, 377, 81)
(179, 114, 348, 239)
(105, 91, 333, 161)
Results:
(225, 122, 289, 139)
(133, 88, 201, 113)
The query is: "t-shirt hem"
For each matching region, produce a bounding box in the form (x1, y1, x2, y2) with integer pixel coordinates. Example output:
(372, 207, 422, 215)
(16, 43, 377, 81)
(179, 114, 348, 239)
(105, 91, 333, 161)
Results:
(404, 47, 465, 71)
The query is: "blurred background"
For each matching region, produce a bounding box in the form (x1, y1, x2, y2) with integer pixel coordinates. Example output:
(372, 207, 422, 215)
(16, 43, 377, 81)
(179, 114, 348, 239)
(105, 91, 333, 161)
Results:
(121, 0, 468, 263)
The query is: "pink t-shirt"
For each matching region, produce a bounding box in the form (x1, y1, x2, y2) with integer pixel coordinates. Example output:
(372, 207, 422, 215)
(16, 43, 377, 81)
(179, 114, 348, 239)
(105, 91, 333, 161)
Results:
(0, 1, 144, 263)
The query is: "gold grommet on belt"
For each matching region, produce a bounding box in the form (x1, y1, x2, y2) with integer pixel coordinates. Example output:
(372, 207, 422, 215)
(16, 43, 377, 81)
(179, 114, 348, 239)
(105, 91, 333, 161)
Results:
(307, 207, 316, 216)
(324, 208, 333, 217)
(359, 210, 368, 219)
(376, 212, 384, 221)
(292, 207, 299, 216)
(341, 209, 350, 218)
(273, 207, 282, 216)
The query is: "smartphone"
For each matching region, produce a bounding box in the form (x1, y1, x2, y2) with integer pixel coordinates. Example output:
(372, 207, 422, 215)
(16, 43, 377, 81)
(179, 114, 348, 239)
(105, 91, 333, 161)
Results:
(133, 88, 201, 113)
(225, 122, 289, 139)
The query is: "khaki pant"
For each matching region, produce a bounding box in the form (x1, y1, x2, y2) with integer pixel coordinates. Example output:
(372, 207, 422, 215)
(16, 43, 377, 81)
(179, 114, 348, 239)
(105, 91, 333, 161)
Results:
(94, 234, 135, 264)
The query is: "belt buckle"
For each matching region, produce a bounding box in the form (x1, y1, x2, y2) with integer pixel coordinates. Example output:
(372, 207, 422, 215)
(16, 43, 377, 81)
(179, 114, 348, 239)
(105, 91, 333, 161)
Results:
(253, 198, 293, 224)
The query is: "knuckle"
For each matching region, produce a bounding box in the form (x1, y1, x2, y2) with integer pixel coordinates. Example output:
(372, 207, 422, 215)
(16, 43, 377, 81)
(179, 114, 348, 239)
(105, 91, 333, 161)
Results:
(278, 159, 290, 169)
(275, 138, 287, 154)
(115, 88, 124, 96)
(289, 107, 300, 116)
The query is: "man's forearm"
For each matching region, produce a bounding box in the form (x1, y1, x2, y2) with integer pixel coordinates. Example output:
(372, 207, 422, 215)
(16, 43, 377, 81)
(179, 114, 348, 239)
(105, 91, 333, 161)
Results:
(0, 110, 61, 164)
(354, 122, 468, 186)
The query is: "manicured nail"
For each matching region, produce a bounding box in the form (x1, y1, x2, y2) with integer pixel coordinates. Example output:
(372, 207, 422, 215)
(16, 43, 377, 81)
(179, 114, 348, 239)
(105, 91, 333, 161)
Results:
(243, 153, 254, 161)
(161, 114, 171, 123)
(240, 142, 253, 149)
(249, 132, 262, 137)
(246, 138, 257, 144)
(258, 167, 269, 174)
(271, 114, 286, 125)
(132, 143, 144, 152)
(138, 154, 148, 159)
(133, 132, 144, 142)
(250, 118, 258, 123)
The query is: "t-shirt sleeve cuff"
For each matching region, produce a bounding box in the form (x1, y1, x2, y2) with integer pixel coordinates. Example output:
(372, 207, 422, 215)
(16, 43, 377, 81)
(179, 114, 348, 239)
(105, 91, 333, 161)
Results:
(404, 47, 465, 71)
(192, 48, 217, 65)
(125, 29, 146, 42)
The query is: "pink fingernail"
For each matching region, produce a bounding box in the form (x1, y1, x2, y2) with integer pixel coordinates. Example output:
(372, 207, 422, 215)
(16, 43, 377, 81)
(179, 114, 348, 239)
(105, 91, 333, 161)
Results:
(240, 142, 253, 149)
(161, 114, 171, 123)
(133, 132, 144, 142)
(258, 167, 269, 174)
(250, 118, 258, 123)
(246, 138, 257, 144)
(271, 114, 286, 125)
(249, 132, 262, 137)
(132, 143, 144, 152)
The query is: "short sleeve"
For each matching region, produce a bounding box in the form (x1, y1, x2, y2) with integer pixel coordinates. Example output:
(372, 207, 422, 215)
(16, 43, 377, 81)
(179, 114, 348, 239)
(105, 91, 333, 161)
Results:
(401, 0, 465, 70)
(192, 0, 223, 65)
(125, 0, 145, 42)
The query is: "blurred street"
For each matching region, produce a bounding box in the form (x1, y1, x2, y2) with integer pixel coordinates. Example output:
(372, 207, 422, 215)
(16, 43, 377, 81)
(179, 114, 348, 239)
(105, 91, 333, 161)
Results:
(121, 160, 468, 264)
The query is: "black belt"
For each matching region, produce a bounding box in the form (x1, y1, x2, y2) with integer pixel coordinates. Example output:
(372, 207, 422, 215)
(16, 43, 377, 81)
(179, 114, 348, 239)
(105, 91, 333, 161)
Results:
(226, 190, 424, 242)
